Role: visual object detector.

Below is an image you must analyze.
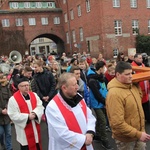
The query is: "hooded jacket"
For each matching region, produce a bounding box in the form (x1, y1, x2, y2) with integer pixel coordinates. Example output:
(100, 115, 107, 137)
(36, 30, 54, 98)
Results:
(87, 68, 107, 108)
(106, 78, 145, 142)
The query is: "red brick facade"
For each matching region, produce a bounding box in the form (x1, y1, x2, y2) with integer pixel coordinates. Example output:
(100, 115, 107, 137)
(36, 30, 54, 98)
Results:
(0, 0, 150, 59)
(60, 0, 150, 59)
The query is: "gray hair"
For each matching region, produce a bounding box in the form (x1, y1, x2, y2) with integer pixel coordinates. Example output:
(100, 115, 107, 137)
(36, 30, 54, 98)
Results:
(56, 72, 75, 89)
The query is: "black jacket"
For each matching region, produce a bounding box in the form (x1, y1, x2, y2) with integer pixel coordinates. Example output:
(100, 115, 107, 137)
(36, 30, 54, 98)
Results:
(0, 83, 11, 125)
(33, 69, 57, 101)
(87, 68, 106, 105)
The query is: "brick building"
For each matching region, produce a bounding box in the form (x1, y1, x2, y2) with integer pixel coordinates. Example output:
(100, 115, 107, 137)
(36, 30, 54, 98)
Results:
(0, 0, 65, 56)
(0, 0, 150, 59)
(60, 0, 150, 59)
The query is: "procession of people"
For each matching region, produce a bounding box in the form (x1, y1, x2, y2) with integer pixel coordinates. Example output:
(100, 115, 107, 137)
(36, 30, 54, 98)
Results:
(0, 51, 150, 150)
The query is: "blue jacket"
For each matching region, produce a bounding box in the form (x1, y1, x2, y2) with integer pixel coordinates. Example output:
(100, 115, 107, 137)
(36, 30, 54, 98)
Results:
(87, 68, 108, 109)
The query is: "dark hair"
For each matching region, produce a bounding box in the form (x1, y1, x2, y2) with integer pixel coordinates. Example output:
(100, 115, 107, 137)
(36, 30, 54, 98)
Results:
(115, 61, 132, 74)
(95, 61, 105, 71)
(134, 53, 141, 58)
(24, 66, 33, 72)
(116, 52, 124, 62)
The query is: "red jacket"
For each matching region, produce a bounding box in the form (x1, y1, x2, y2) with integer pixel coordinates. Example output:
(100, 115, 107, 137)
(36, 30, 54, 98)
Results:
(131, 61, 149, 103)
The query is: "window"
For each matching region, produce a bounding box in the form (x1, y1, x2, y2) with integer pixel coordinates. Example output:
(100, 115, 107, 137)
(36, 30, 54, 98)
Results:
(28, 18, 36, 26)
(63, 0, 66, 4)
(16, 18, 23, 26)
(113, 49, 118, 58)
(147, 0, 150, 8)
(130, 0, 137, 8)
(113, 0, 120, 7)
(86, 0, 91, 12)
(72, 30, 76, 43)
(66, 32, 69, 44)
(1, 19, 10, 27)
(79, 27, 84, 41)
(36, 2, 42, 8)
(11, 2, 19, 9)
(148, 20, 150, 34)
(70, 9, 74, 20)
(114, 20, 122, 36)
(39, 38, 44, 43)
(54, 17, 60, 24)
(47, 2, 54, 8)
(41, 18, 48, 25)
(64, 13, 68, 23)
(24, 2, 30, 8)
(132, 20, 139, 35)
(77, 5, 81, 16)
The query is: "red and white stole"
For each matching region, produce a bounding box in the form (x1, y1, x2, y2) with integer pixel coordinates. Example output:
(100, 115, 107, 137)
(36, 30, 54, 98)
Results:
(14, 91, 42, 150)
(53, 94, 87, 150)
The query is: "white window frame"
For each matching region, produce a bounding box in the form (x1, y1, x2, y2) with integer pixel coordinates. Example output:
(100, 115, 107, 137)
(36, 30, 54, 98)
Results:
(132, 20, 139, 35)
(148, 20, 150, 34)
(41, 17, 48, 25)
(11, 2, 19, 9)
(28, 18, 36, 26)
(72, 30, 76, 43)
(147, 0, 150, 8)
(70, 9, 74, 20)
(113, 0, 120, 8)
(77, 5, 81, 17)
(16, 18, 23, 26)
(113, 49, 118, 58)
(114, 20, 122, 36)
(53, 17, 60, 24)
(47, 2, 54, 8)
(24, 2, 30, 8)
(1, 19, 10, 27)
(66, 32, 69, 44)
(64, 13, 68, 23)
(36, 2, 42, 8)
(130, 0, 137, 8)
(86, 0, 91, 12)
(79, 27, 84, 41)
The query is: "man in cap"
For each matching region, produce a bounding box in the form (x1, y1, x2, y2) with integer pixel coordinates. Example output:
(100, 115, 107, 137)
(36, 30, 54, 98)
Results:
(7, 77, 44, 150)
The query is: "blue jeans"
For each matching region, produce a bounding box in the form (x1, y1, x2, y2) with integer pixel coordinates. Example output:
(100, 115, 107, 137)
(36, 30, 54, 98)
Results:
(0, 124, 12, 150)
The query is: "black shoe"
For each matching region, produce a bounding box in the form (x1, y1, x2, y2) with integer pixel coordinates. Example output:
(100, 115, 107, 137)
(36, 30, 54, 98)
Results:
(101, 140, 113, 150)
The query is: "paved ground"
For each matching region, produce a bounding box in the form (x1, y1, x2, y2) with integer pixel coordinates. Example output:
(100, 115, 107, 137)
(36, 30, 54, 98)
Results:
(11, 121, 150, 150)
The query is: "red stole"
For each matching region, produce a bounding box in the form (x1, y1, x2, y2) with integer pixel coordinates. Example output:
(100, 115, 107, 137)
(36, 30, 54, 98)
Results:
(14, 91, 42, 150)
(53, 94, 87, 150)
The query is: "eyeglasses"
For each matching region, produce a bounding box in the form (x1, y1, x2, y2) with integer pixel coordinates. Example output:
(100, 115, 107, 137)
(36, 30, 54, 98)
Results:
(19, 84, 29, 87)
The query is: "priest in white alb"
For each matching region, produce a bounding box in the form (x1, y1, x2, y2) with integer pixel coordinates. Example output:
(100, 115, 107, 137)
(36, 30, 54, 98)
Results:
(46, 73, 96, 150)
(7, 77, 44, 150)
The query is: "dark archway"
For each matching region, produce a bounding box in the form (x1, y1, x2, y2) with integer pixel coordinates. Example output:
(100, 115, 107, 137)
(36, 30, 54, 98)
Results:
(29, 33, 65, 56)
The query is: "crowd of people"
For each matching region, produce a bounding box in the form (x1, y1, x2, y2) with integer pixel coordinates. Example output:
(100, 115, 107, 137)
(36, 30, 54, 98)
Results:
(0, 51, 150, 150)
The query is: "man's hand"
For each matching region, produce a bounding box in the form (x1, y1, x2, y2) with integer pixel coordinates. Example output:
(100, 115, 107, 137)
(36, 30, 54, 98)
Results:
(140, 132, 150, 142)
(2, 108, 7, 115)
(29, 112, 36, 120)
(43, 96, 49, 102)
(85, 133, 94, 146)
